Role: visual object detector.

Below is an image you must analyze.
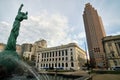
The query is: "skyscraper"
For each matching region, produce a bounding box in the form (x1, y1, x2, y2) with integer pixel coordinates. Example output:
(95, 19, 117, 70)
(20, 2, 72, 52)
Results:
(83, 3, 106, 68)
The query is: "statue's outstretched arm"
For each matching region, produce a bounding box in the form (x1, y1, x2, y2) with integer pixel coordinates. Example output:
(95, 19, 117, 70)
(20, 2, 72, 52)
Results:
(18, 4, 23, 13)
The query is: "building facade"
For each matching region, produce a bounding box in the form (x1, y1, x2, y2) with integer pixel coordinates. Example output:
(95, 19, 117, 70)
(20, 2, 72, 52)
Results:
(36, 43, 86, 71)
(0, 43, 5, 52)
(0, 43, 22, 55)
(16, 44, 22, 56)
(83, 3, 106, 68)
(102, 35, 120, 68)
(21, 43, 33, 56)
(22, 39, 47, 61)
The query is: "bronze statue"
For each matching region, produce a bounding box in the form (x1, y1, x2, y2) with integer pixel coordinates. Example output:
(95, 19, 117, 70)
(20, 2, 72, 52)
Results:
(5, 4, 28, 51)
(0, 4, 28, 77)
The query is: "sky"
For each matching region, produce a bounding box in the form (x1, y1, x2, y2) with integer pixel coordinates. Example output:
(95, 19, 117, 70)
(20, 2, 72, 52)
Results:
(0, 0, 120, 50)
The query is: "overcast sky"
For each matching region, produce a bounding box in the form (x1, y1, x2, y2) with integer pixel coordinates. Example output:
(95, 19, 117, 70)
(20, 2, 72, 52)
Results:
(0, 0, 120, 50)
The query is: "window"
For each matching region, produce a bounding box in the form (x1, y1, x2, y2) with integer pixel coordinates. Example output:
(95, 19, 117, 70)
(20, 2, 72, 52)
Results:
(42, 53, 43, 58)
(59, 51, 61, 56)
(62, 50, 64, 56)
(53, 52, 54, 57)
(44, 53, 46, 58)
(47, 52, 49, 57)
(62, 63, 64, 67)
(58, 63, 60, 67)
(56, 51, 57, 56)
(62, 57, 64, 61)
(52, 63, 54, 68)
(41, 64, 42, 67)
(114, 60, 117, 66)
(71, 62, 74, 67)
(50, 52, 51, 57)
(46, 64, 48, 67)
(71, 52, 73, 55)
(56, 58, 57, 61)
(66, 63, 68, 67)
(111, 51, 115, 57)
(49, 63, 51, 67)
(71, 56, 73, 61)
(59, 58, 61, 60)
(65, 49, 68, 56)
(55, 63, 57, 67)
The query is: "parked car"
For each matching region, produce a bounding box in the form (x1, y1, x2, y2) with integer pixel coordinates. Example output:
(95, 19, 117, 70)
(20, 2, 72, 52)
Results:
(111, 66, 120, 71)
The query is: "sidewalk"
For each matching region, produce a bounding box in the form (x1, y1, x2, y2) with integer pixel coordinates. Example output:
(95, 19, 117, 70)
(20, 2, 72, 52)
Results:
(92, 74, 120, 80)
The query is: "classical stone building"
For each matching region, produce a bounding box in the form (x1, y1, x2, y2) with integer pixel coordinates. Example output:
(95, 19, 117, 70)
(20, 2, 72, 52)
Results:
(0, 43, 22, 55)
(83, 3, 106, 68)
(102, 35, 120, 68)
(16, 44, 22, 56)
(35, 43, 86, 71)
(23, 51, 33, 61)
(0, 43, 5, 52)
(22, 39, 47, 61)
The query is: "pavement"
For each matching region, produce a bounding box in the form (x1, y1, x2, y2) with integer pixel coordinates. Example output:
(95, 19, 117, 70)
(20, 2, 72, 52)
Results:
(92, 74, 120, 80)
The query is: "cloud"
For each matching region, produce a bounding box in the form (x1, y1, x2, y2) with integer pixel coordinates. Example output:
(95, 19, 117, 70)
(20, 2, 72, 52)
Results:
(0, 10, 86, 49)
(17, 11, 85, 47)
(0, 21, 11, 43)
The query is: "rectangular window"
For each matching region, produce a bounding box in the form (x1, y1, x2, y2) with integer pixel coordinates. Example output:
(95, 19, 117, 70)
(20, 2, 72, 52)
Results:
(62, 50, 64, 56)
(53, 52, 54, 57)
(56, 51, 57, 56)
(59, 58, 61, 60)
(42, 53, 43, 58)
(62, 57, 64, 61)
(71, 62, 74, 67)
(47, 52, 49, 57)
(50, 52, 51, 57)
(65, 49, 68, 56)
(44, 53, 46, 58)
(59, 51, 61, 56)
(71, 56, 73, 61)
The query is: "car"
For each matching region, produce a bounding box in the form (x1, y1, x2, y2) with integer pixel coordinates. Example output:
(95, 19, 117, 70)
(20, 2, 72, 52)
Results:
(111, 66, 120, 71)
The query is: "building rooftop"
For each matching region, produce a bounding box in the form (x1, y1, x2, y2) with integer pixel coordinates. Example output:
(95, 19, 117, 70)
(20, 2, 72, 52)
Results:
(102, 35, 120, 42)
(37, 43, 85, 52)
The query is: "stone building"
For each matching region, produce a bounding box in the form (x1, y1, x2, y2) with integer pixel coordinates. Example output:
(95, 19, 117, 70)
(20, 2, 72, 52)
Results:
(16, 44, 22, 56)
(0, 43, 5, 52)
(83, 3, 106, 68)
(0, 43, 22, 55)
(102, 35, 120, 68)
(22, 39, 47, 61)
(35, 43, 86, 71)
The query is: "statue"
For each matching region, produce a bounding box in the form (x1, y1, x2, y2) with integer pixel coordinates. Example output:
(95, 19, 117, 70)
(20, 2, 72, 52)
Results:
(5, 4, 28, 51)
(0, 4, 28, 78)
